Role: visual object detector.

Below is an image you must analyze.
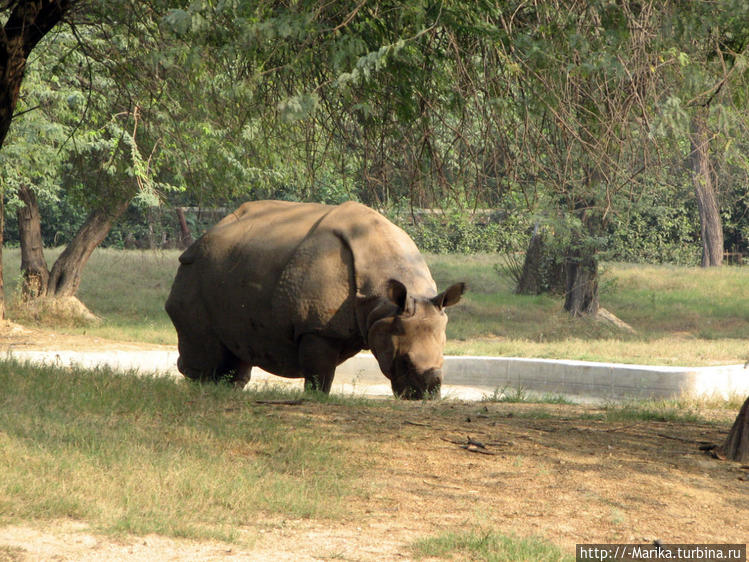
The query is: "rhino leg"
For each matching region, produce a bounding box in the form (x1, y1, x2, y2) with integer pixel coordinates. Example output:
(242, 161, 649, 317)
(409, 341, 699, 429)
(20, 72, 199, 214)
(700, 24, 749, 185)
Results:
(299, 334, 339, 394)
(229, 362, 253, 389)
(176, 330, 253, 388)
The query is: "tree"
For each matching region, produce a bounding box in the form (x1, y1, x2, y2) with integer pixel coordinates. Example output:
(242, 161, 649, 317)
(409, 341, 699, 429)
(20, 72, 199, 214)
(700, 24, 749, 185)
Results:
(0, 0, 73, 316)
(689, 107, 724, 267)
(496, 1, 664, 315)
(662, 2, 749, 267)
(1, 58, 69, 297)
(4, 19, 170, 300)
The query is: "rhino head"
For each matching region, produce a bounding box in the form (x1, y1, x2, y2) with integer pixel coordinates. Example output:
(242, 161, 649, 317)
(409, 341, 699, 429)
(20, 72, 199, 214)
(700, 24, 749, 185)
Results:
(366, 279, 466, 400)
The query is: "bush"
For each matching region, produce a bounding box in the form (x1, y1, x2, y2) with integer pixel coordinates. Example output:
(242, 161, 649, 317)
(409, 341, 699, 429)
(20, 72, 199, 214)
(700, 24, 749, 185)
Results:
(605, 189, 701, 265)
(392, 209, 528, 254)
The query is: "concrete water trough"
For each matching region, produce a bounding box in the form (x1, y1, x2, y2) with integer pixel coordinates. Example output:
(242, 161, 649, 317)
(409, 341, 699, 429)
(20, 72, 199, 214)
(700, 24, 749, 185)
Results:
(8, 349, 749, 403)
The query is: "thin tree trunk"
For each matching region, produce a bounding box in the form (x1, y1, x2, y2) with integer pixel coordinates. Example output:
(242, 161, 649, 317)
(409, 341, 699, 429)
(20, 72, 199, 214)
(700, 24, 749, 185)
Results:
(516, 225, 544, 295)
(17, 184, 50, 297)
(690, 109, 723, 267)
(716, 396, 749, 463)
(516, 224, 565, 295)
(563, 200, 600, 317)
(46, 199, 130, 298)
(175, 207, 193, 248)
(563, 244, 599, 316)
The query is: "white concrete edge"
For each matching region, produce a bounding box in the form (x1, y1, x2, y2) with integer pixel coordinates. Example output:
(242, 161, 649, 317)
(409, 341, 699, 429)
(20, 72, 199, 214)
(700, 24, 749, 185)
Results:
(6, 349, 749, 403)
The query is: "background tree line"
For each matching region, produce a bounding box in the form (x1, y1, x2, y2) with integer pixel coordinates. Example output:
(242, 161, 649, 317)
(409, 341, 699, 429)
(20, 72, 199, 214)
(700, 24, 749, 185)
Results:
(1, 0, 749, 315)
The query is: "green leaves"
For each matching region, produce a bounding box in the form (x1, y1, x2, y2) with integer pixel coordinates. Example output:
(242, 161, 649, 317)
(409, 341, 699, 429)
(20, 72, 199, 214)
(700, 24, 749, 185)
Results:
(162, 9, 192, 36)
(278, 92, 319, 122)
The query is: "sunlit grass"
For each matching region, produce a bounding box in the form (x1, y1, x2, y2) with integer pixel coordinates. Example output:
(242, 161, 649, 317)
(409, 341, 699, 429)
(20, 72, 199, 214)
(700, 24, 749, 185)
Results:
(596, 394, 746, 424)
(427, 254, 749, 365)
(445, 337, 747, 366)
(4, 248, 749, 365)
(4, 247, 179, 345)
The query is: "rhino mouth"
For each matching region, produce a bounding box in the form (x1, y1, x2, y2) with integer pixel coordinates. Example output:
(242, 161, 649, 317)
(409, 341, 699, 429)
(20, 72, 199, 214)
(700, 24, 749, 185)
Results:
(391, 368, 442, 400)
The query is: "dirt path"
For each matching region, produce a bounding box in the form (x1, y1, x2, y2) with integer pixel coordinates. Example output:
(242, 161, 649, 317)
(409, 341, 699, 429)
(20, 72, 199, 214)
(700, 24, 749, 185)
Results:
(1, 322, 747, 561)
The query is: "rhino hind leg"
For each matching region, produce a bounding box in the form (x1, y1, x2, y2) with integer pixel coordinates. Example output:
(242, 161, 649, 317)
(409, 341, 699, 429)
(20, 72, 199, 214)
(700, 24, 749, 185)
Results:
(299, 334, 340, 394)
(228, 361, 253, 388)
(176, 331, 253, 388)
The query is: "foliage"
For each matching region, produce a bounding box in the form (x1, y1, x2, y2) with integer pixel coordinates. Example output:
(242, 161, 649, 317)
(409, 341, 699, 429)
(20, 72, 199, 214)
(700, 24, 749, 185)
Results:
(394, 208, 528, 255)
(3, 0, 749, 303)
(606, 191, 701, 265)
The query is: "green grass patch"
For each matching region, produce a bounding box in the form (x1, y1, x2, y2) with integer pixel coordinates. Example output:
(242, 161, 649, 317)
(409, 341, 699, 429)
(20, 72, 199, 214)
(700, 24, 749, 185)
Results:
(411, 528, 573, 561)
(481, 385, 574, 405)
(594, 394, 747, 424)
(4, 248, 749, 365)
(0, 359, 359, 542)
(427, 254, 749, 365)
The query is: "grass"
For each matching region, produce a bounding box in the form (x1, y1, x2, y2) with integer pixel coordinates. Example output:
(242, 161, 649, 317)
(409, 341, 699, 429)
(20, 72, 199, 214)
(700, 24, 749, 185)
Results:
(410, 528, 574, 561)
(596, 394, 747, 424)
(0, 356, 741, 553)
(0, 359, 359, 542)
(430, 254, 749, 366)
(480, 385, 574, 405)
(4, 248, 749, 365)
(5, 247, 177, 344)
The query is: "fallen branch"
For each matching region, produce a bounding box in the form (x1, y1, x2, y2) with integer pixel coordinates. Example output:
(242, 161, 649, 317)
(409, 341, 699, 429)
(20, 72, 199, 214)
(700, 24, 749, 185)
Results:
(440, 436, 498, 456)
(655, 432, 702, 444)
(254, 399, 305, 406)
(461, 445, 497, 456)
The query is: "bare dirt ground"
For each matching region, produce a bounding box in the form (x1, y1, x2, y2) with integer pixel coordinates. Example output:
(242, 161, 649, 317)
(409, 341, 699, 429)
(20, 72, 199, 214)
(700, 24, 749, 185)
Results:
(1, 321, 748, 561)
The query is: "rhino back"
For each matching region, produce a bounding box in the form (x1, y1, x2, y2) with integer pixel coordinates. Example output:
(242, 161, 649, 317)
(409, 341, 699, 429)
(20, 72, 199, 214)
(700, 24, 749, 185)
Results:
(326, 201, 438, 299)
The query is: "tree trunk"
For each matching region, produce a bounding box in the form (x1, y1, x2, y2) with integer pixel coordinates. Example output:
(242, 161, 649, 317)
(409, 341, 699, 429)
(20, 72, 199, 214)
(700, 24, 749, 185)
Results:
(0, 1, 72, 148)
(16, 184, 50, 297)
(46, 199, 130, 298)
(516, 226, 545, 295)
(690, 109, 723, 267)
(516, 225, 565, 295)
(563, 245, 599, 316)
(175, 207, 193, 248)
(716, 396, 749, 463)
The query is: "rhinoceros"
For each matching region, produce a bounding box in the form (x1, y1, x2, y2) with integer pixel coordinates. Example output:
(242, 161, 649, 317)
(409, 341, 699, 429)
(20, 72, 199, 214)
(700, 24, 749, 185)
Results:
(165, 200, 465, 399)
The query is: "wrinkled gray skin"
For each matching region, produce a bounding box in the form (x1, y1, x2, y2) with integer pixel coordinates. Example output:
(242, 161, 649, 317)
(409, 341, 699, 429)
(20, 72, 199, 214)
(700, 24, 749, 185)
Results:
(165, 200, 465, 399)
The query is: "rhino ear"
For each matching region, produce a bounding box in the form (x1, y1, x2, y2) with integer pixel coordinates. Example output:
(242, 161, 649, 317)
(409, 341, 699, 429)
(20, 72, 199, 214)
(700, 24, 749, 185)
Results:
(432, 282, 466, 309)
(386, 279, 411, 314)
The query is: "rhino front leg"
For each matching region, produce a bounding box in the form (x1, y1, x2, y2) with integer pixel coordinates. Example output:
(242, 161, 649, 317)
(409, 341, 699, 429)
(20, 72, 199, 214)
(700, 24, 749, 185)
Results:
(298, 334, 340, 394)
